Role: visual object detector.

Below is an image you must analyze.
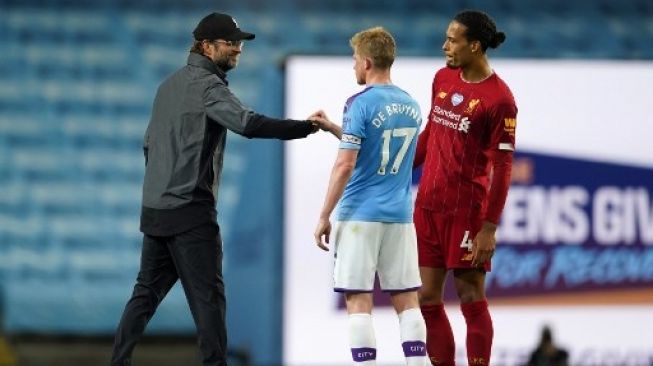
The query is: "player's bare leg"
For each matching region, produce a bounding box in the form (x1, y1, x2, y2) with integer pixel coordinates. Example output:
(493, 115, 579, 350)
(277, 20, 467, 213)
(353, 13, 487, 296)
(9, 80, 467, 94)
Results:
(418, 267, 447, 305)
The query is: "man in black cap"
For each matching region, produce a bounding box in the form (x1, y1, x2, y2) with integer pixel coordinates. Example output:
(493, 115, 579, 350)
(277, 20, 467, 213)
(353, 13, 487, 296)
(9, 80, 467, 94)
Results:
(110, 12, 338, 366)
(190, 12, 255, 72)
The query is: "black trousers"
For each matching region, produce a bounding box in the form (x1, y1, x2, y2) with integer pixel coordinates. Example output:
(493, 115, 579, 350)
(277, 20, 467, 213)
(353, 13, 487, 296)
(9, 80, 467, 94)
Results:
(110, 222, 226, 366)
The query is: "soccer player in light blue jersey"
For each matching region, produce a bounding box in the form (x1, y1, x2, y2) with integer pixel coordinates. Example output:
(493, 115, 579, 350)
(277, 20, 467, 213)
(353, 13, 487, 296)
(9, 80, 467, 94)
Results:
(313, 27, 428, 366)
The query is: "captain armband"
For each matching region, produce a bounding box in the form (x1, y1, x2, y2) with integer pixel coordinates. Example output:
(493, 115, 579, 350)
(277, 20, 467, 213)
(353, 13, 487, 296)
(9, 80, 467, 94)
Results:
(341, 134, 362, 145)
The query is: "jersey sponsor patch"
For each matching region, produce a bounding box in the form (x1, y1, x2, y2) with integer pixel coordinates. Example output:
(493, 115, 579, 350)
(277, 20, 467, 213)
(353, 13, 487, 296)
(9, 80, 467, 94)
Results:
(342, 134, 362, 145)
(504, 118, 517, 136)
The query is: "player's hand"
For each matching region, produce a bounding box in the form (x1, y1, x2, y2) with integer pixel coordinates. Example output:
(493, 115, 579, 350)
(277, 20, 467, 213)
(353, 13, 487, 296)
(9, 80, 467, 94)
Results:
(309, 117, 328, 131)
(314, 217, 332, 251)
(471, 222, 497, 267)
(308, 112, 332, 131)
(308, 110, 328, 120)
(308, 110, 342, 139)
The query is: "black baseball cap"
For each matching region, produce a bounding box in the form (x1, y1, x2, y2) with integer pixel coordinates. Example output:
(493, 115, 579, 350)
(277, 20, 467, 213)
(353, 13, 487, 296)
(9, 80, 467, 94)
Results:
(193, 12, 255, 41)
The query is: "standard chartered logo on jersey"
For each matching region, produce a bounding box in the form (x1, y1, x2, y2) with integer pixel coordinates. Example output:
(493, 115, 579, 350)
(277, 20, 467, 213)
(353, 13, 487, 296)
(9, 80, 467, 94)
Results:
(430, 105, 471, 133)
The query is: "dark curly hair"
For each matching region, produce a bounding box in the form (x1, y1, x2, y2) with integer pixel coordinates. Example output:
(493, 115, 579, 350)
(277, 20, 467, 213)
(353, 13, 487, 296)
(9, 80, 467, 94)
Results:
(454, 10, 506, 52)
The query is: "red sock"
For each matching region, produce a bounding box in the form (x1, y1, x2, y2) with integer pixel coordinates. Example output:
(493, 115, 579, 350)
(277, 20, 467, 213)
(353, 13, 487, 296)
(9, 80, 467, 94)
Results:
(420, 304, 455, 366)
(461, 300, 493, 366)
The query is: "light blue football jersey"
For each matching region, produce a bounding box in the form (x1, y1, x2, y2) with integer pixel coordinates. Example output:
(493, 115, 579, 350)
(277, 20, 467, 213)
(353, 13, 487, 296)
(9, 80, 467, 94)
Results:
(337, 84, 422, 223)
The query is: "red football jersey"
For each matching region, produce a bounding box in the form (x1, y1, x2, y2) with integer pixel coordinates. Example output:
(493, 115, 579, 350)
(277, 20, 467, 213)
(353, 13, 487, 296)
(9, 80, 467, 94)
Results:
(414, 67, 517, 220)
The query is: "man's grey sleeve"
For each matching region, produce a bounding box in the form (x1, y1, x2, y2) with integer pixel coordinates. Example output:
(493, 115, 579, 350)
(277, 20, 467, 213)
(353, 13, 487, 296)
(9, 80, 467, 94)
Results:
(204, 82, 315, 140)
(204, 82, 257, 135)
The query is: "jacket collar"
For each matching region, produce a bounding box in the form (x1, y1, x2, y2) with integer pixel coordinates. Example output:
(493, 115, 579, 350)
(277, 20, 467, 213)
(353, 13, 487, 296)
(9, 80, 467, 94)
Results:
(187, 52, 228, 84)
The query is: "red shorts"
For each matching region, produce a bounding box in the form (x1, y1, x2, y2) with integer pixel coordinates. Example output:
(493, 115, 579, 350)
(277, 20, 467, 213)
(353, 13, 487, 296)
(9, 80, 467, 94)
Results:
(414, 207, 491, 271)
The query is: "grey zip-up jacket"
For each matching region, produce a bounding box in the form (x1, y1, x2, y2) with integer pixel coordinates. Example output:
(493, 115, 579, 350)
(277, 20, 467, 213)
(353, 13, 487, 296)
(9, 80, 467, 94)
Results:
(140, 53, 315, 235)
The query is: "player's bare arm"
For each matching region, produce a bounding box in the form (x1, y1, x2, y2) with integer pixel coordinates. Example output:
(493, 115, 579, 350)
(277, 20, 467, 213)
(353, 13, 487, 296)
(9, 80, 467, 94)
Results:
(314, 149, 357, 251)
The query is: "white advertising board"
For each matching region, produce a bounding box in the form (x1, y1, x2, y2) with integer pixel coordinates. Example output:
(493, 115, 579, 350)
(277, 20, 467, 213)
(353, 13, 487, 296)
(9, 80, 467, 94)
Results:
(284, 57, 653, 365)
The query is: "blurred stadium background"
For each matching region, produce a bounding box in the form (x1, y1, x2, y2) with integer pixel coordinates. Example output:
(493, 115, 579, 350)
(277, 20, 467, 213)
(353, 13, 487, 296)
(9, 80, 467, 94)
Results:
(0, 0, 652, 365)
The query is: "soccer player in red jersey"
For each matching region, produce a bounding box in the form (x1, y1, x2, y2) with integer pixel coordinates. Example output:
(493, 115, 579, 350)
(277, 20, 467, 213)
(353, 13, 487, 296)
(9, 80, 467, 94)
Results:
(413, 10, 517, 366)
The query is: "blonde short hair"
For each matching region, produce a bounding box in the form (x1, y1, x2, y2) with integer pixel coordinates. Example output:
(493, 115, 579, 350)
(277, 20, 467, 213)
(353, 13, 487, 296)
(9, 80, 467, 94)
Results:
(349, 27, 396, 69)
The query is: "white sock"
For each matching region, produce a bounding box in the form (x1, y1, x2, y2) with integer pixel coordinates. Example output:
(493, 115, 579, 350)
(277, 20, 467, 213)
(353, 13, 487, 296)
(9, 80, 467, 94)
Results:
(348, 313, 377, 365)
(398, 308, 428, 366)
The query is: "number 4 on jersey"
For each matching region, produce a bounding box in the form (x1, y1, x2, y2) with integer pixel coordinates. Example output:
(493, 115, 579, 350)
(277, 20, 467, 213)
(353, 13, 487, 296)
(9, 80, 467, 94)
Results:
(460, 230, 473, 252)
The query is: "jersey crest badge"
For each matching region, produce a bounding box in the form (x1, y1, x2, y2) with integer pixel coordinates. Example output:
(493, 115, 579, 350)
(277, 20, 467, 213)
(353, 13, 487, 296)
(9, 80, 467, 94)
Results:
(451, 93, 464, 106)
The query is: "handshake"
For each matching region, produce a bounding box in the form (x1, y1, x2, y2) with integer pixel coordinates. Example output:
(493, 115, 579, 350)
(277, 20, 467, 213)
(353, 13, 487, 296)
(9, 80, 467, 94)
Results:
(307, 110, 342, 139)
